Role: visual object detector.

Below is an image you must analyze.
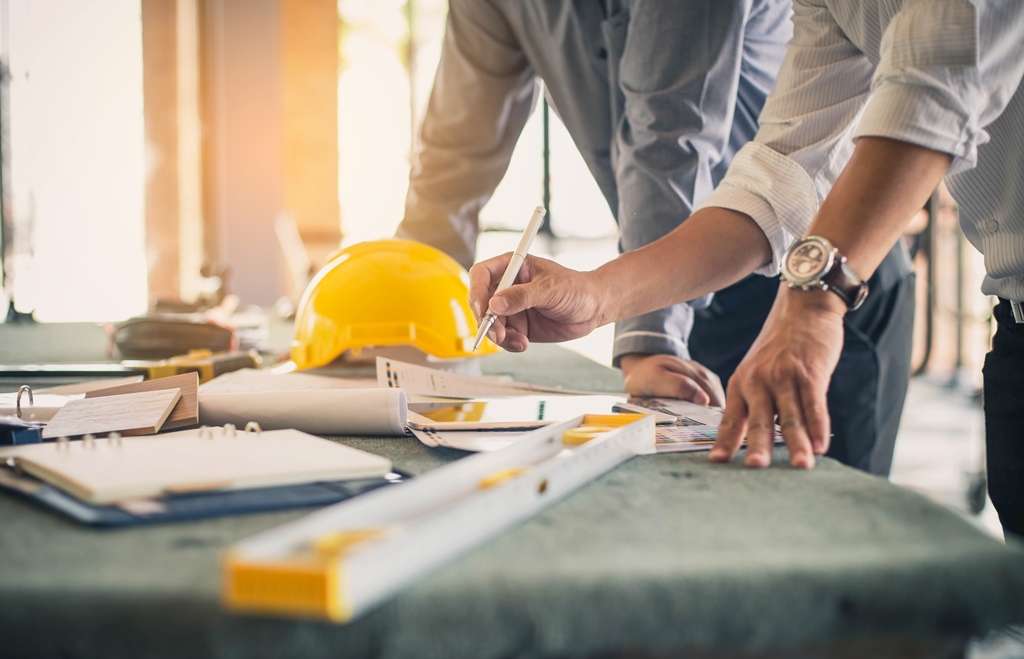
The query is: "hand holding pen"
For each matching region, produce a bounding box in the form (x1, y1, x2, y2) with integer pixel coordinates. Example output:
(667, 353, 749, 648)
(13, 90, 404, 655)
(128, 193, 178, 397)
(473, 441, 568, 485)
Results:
(471, 206, 547, 350)
(469, 206, 610, 352)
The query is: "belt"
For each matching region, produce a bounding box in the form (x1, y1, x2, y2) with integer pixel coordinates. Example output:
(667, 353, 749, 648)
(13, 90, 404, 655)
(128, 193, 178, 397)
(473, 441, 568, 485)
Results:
(1012, 300, 1024, 324)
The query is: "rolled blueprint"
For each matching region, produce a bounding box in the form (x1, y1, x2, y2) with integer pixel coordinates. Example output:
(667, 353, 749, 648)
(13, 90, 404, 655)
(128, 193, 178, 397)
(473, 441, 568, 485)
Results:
(198, 388, 408, 436)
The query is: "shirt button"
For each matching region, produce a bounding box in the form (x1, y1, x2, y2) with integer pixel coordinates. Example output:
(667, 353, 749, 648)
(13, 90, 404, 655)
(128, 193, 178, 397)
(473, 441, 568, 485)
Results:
(986, 218, 1000, 232)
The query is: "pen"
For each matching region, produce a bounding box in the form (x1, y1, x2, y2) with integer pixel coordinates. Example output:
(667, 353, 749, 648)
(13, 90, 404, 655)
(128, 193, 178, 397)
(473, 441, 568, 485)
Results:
(472, 206, 547, 351)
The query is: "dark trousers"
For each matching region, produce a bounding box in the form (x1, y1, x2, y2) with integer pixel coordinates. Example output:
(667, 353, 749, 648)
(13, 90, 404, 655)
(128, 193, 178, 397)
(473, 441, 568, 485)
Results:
(984, 299, 1024, 540)
(689, 243, 916, 477)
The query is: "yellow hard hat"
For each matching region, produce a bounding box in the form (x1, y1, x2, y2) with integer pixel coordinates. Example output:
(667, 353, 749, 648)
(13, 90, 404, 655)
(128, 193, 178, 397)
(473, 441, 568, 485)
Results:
(291, 239, 497, 369)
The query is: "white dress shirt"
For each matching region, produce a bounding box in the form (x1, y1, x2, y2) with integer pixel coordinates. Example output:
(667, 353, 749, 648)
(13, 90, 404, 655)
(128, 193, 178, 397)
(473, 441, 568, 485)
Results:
(699, 0, 1024, 302)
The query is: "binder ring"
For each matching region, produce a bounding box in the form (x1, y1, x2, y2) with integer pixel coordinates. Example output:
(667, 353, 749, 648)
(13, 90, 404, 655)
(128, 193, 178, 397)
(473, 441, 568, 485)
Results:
(244, 422, 262, 434)
(16, 385, 33, 419)
(56, 437, 70, 450)
(223, 424, 237, 437)
(107, 432, 123, 447)
(199, 426, 213, 439)
(83, 434, 96, 448)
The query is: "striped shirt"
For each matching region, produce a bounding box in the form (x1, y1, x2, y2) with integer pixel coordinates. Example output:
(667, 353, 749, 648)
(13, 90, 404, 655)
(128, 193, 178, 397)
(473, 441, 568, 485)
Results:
(699, 0, 1024, 302)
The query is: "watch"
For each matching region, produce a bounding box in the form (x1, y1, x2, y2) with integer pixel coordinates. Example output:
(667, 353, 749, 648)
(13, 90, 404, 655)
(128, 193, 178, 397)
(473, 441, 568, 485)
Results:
(780, 236, 869, 310)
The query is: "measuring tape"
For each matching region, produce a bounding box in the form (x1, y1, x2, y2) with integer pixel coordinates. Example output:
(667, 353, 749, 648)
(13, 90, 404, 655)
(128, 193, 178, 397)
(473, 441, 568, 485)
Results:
(223, 412, 654, 622)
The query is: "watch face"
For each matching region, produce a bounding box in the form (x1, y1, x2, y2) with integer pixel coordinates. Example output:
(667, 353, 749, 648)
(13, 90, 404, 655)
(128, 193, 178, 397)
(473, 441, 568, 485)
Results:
(784, 238, 832, 284)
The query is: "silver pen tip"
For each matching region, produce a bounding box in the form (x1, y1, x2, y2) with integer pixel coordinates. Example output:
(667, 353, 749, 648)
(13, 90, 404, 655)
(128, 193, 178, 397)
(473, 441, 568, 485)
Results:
(472, 314, 496, 351)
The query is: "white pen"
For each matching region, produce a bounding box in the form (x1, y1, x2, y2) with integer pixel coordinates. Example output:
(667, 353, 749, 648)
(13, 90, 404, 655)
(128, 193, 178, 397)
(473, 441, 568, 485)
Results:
(472, 205, 547, 351)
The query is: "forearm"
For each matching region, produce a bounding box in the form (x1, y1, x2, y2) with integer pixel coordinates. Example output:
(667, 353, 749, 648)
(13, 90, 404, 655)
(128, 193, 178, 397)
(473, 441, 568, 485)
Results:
(591, 137, 951, 326)
(398, 0, 535, 269)
(807, 137, 951, 280)
(593, 207, 771, 325)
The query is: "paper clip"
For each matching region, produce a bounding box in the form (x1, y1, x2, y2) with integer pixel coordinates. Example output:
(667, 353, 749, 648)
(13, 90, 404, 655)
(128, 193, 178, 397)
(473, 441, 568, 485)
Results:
(244, 421, 262, 435)
(15, 385, 33, 419)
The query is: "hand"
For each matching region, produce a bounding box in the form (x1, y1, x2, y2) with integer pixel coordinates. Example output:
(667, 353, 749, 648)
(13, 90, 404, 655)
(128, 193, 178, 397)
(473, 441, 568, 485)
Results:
(710, 285, 846, 469)
(620, 354, 725, 407)
(468, 254, 609, 352)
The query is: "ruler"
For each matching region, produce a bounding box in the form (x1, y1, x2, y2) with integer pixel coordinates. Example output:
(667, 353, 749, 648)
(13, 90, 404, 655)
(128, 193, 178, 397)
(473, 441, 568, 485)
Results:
(223, 412, 654, 622)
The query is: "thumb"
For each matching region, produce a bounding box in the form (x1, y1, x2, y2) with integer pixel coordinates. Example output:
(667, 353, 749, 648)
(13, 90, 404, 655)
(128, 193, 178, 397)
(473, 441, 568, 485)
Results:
(490, 282, 538, 316)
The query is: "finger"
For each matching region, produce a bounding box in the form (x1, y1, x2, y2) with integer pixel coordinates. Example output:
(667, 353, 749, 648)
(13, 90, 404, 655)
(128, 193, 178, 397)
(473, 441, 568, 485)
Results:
(500, 325, 530, 352)
(490, 255, 558, 317)
(663, 375, 710, 406)
(502, 312, 532, 352)
(742, 388, 777, 469)
(773, 381, 815, 469)
(705, 373, 726, 408)
(797, 377, 832, 455)
(710, 385, 748, 463)
(623, 364, 710, 405)
(468, 256, 512, 320)
(491, 282, 533, 317)
(658, 360, 723, 407)
(489, 316, 507, 346)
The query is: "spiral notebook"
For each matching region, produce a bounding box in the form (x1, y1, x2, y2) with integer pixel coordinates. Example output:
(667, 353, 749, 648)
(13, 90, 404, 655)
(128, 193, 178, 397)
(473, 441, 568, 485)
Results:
(0, 426, 393, 505)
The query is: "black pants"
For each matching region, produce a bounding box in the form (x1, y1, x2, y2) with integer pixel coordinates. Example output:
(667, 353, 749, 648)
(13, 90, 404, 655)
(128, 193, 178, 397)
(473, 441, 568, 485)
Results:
(984, 299, 1024, 540)
(689, 243, 916, 477)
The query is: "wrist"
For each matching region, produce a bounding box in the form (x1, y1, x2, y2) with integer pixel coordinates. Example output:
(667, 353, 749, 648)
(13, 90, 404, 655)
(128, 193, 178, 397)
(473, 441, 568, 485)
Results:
(777, 282, 848, 320)
(780, 235, 869, 311)
(618, 353, 652, 374)
(588, 265, 622, 326)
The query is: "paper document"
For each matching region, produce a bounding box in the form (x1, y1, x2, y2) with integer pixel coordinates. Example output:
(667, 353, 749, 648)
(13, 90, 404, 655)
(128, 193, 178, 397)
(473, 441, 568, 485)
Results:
(199, 388, 408, 436)
(376, 357, 605, 398)
(199, 368, 377, 394)
(407, 427, 525, 452)
(628, 397, 782, 454)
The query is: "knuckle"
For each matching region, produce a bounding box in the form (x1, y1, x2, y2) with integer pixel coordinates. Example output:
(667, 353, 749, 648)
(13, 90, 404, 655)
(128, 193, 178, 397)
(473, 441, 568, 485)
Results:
(779, 417, 804, 431)
(747, 421, 772, 433)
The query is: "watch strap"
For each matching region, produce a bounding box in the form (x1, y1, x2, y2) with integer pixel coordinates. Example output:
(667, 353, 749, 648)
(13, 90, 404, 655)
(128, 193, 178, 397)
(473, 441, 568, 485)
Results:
(822, 256, 869, 310)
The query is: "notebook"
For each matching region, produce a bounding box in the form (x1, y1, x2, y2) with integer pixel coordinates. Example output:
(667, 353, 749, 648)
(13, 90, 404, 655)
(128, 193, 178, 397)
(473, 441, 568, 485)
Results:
(1, 427, 393, 505)
(0, 464, 409, 527)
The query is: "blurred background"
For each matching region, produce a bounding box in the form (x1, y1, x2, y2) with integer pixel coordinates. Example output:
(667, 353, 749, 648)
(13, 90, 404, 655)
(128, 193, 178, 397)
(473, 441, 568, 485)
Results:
(0, 0, 616, 322)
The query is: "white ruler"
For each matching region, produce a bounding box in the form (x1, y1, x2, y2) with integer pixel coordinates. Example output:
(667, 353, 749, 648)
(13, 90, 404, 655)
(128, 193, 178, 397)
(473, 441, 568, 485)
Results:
(223, 412, 654, 622)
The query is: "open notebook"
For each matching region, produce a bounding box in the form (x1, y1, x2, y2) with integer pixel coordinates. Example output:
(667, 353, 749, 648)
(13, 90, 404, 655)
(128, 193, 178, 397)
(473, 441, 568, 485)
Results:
(0, 427, 392, 505)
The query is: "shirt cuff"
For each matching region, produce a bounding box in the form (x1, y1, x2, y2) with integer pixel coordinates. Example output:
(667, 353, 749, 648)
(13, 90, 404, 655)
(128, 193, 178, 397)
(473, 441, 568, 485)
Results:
(855, 80, 978, 175)
(612, 307, 694, 367)
(696, 143, 818, 276)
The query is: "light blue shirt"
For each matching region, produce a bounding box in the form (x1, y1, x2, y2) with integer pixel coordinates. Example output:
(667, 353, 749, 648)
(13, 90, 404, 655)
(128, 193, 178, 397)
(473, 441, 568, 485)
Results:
(398, 0, 792, 364)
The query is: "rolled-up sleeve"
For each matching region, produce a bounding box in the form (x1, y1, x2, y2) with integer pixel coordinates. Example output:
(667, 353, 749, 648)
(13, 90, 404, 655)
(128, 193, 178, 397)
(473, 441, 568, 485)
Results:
(858, 0, 1024, 175)
(697, 0, 875, 275)
(699, 0, 1024, 274)
(397, 0, 538, 270)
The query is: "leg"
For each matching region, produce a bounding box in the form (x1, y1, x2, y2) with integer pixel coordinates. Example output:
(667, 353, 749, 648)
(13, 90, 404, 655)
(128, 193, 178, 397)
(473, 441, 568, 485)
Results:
(826, 254, 915, 476)
(984, 299, 1024, 541)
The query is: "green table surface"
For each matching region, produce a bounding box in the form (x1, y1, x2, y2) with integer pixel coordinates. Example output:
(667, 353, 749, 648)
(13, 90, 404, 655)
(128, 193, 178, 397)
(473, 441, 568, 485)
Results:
(1, 323, 1023, 658)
